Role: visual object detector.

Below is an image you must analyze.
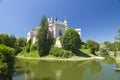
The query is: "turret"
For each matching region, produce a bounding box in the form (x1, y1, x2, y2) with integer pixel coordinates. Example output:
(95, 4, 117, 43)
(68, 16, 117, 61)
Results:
(64, 19, 68, 26)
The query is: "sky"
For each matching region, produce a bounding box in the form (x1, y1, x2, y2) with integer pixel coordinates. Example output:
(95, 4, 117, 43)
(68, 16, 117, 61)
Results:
(0, 0, 120, 43)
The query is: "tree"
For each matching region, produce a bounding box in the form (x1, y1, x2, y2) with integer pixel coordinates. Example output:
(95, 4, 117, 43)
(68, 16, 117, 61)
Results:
(104, 41, 114, 51)
(8, 34, 16, 48)
(0, 34, 16, 48)
(0, 34, 9, 46)
(114, 27, 120, 57)
(86, 40, 99, 55)
(37, 16, 52, 56)
(115, 27, 120, 42)
(26, 39, 32, 52)
(0, 45, 15, 80)
(16, 37, 26, 54)
(81, 42, 88, 49)
(114, 42, 120, 51)
(16, 37, 26, 48)
(61, 28, 81, 52)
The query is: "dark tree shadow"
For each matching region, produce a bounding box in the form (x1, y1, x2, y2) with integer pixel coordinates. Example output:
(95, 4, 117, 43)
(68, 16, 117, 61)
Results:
(74, 50, 90, 57)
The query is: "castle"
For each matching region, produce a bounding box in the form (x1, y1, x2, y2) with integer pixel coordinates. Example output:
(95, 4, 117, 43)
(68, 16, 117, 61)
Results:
(27, 18, 81, 47)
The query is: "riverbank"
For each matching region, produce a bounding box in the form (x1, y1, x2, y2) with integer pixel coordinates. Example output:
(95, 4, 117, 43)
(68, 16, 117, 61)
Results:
(16, 56, 105, 61)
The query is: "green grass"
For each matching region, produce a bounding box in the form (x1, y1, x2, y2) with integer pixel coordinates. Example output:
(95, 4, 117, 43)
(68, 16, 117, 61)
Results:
(80, 49, 95, 57)
(17, 50, 39, 57)
(17, 47, 95, 58)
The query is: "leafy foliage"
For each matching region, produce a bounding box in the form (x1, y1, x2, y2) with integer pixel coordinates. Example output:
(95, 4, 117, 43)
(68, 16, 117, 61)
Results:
(61, 29, 81, 52)
(30, 42, 38, 51)
(114, 27, 120, 57)
(0, 34, 26, 55)
(0, 34, 9, 46)
(18, 50, 39, 57)
(50, 47, 74, 58)
(104, 41, 115, 51)
(0, 45, 15, 80)
(8, 34, 16, 48)
(86, 40, 99, 55)
(114, 42, 120, 51)
(15, 36, 26, 55)
(81, 42, 88, 49)
(99, 48, 108, 55)
(16, 36, 26, 48)
(26, 39, 32, 52)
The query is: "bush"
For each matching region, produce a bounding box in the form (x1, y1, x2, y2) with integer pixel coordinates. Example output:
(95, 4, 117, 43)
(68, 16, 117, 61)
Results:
(14, 46, 22, 55)
(49, 47, 74, 58)
(0, 45, 15, 80)
(99, 48, 108, 55)
(30, 43, 38, 51)
(86, 40, 99, 55)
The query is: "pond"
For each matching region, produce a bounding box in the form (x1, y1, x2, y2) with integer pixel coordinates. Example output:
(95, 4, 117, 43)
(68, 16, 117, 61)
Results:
(13, 57, 120, 80)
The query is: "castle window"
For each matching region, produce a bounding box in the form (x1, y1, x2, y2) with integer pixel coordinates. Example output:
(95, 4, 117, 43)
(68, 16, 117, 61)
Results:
(59, 30, 62, 36)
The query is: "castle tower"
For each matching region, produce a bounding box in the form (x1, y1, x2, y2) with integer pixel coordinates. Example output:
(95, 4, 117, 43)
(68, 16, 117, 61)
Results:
(64, 19, 68, 26)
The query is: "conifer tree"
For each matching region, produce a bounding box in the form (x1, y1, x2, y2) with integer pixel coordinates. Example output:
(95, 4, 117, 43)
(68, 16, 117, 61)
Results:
(37, 16, 51, 56)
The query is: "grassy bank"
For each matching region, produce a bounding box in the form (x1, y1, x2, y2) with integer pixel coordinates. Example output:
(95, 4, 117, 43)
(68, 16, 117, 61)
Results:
(16, 56, 105, 61)
(17, 50, 39, 57)
(17, 47, 98, 60)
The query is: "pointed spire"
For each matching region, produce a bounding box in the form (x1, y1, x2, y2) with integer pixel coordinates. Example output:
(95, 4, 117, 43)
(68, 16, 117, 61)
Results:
(49, 17, 53, 23)
(64, 18, 68, 26)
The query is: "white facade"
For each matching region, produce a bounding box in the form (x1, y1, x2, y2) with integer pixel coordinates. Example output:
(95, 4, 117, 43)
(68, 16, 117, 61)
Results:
(27, 18, 81, 47)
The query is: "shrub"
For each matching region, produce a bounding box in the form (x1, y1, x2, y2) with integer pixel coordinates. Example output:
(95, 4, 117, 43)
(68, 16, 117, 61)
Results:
(0, 45, 15, 80)
(99, 48, 108, 55)
(49, 47, 74, 58)
(86, 40, 99, 55)
(30, 43, 38, 51)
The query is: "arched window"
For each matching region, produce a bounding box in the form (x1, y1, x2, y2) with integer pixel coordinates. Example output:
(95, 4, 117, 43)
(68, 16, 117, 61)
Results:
(59, 30, 62, 36)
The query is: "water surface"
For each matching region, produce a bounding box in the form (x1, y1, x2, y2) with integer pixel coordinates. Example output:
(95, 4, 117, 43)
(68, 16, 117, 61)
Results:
(14, 57, 120, 80)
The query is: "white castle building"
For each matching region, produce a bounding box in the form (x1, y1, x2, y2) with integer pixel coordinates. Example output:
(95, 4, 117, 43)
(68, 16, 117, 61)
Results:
(27, 18, 81, 47)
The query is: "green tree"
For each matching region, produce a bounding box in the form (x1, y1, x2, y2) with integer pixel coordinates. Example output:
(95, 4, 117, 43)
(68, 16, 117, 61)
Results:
(37, 16, 52, 56)
(16, 37, 26, 48)
(0, 34, 17, 48)
(0, 34, 9, 46)
(114, 42, 120, 51)
(114, 27, 120, 57)
(104, 41, 114, 51)
(0, 45, 15, 80)
(81, 42, 88, 49)
(16, 37, 26, 54)
(26, 39, 32, 52)
(86, 40, 99, 55)
(61, 28, 81, 52)
(115, 27, 120, 42)
(8, 34, 16, 48)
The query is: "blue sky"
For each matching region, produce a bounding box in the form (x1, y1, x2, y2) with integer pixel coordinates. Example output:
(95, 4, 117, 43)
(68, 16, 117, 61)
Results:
(0, 0, 120, 43)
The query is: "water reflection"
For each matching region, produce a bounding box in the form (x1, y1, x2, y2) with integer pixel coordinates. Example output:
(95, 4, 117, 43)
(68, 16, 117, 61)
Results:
(88, 60, 102, 74)
(14, 56, 120, 80)
(14, 58, 106, 80)
(0, 56, 15, 80)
